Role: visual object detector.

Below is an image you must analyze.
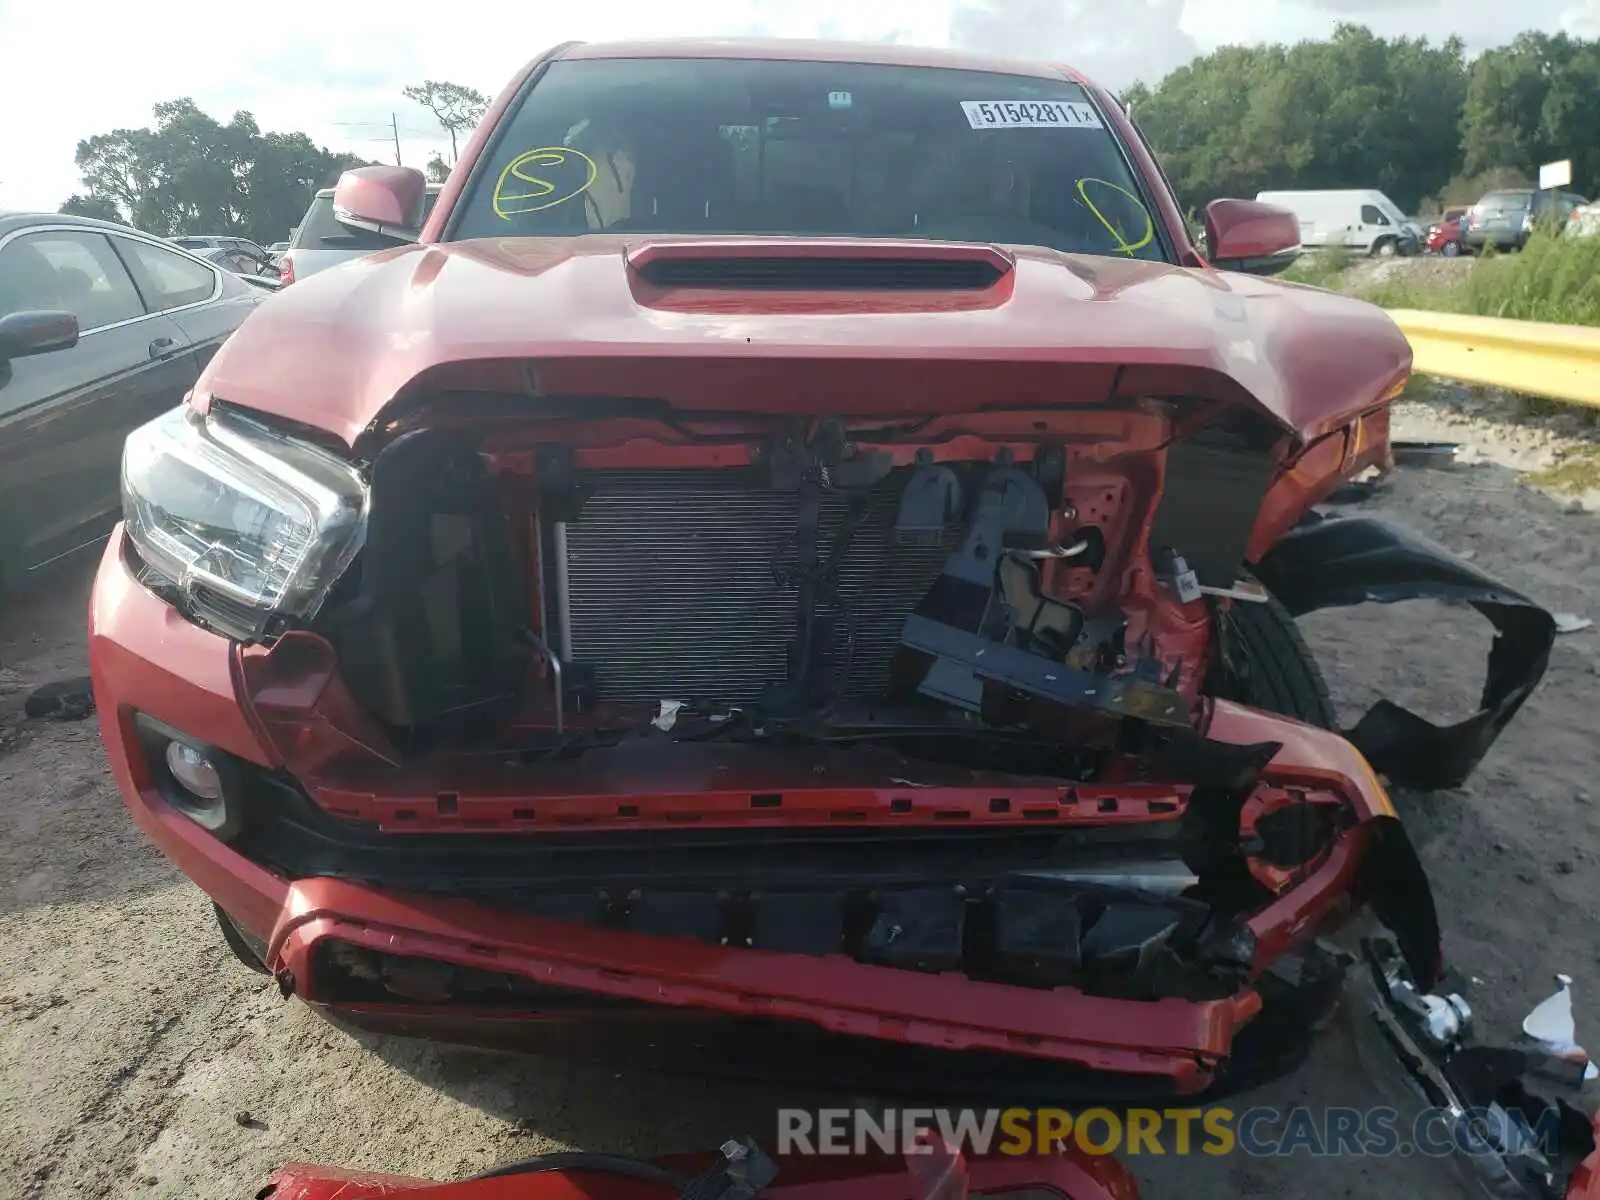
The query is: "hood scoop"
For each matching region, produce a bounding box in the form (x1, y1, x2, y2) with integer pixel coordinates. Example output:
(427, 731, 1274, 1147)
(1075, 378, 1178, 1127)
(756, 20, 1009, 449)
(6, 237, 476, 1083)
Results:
(626, 239, 1013, 291)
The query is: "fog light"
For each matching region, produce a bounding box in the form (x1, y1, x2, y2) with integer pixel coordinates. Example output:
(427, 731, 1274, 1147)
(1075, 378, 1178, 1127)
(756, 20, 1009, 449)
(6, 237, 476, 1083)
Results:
(163, 741, 231, 833)
(166, 741, 222, 799)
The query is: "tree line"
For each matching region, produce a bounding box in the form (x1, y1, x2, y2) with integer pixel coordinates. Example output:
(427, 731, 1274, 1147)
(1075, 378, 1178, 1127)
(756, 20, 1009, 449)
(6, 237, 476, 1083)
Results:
(1124, 24, 1600, 216)
(61, 100, 370, 243)
(59, 81, 488, 244)
(59, 27, 1598, 237)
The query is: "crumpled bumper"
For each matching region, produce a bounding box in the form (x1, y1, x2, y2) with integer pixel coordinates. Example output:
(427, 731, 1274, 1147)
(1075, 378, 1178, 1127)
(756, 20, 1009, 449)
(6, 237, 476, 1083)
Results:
(91, 528, 1432, 1100)
(263, 1142, 1143, 1200)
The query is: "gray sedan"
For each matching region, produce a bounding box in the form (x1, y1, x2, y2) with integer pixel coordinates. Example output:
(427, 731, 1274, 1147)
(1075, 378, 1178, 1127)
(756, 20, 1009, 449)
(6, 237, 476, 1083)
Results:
(0, 213, 269, 590)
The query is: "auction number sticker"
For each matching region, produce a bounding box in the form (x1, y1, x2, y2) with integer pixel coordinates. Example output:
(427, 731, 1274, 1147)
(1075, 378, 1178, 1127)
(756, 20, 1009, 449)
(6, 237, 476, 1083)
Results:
(961, 100, 1103, 130)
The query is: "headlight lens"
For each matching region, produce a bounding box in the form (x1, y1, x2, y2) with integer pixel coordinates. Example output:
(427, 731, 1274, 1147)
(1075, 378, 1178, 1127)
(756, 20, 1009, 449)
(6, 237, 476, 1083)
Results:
(121, 405, 368, 641)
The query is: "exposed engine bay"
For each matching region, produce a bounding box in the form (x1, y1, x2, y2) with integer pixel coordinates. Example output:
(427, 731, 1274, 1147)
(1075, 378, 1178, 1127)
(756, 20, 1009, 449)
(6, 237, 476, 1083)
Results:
(200, 402, 1390, 1023)
(156, 395, 1545, 1069)
(310, 405, 1269, 760)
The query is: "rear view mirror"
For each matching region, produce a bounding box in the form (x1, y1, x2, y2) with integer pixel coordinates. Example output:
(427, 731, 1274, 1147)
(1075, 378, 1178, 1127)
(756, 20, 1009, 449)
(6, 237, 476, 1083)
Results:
(332, 165, 428, 243)
(0, 310, 78, 361)
(1204, 199, 1302, 276)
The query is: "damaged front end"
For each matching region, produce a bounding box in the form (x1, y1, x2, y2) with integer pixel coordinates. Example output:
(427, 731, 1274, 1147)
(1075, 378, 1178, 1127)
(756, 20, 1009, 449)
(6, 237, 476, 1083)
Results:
(261, 1132, 1144, 1200)
(1353, 936, 1599, 1200)
(1254, 513, 1556, 792)
(105, 364, 1546, 1096)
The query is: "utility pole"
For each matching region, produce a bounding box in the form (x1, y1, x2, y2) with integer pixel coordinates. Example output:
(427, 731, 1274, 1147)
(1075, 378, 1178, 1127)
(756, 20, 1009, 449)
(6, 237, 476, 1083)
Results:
(392, 114, 403, 167)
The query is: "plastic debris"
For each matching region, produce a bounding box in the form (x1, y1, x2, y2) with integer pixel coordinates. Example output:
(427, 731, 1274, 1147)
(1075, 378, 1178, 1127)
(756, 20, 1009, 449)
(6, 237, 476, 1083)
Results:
(1522, 973, 1599, 1081)
(1553, 613, 1593, 635)
(1392, 441, 1460, 468)
(651, 700, 685, 732)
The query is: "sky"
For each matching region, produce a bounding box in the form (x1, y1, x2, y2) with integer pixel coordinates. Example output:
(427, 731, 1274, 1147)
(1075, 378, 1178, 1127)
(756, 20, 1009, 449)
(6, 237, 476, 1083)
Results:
(2, 0, 1598, 213)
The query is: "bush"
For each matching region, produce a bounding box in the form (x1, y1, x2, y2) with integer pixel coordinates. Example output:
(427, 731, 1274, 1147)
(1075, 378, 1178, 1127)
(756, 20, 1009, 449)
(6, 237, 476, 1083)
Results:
(1348, 232, 1600, 326)
(1458, 232, 1600, 324)
(1416, 166, 1532, 220)
(1280, 243, 1353, 289)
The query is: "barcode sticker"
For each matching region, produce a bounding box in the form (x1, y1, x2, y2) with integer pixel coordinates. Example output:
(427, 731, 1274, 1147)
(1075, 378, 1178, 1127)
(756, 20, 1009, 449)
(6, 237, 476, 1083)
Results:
(961, 100, 1103, 130)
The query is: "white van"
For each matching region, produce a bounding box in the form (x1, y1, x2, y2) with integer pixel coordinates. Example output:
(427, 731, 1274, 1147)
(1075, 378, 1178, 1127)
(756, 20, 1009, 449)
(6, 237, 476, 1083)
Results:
(1254, 189, 1421, 257)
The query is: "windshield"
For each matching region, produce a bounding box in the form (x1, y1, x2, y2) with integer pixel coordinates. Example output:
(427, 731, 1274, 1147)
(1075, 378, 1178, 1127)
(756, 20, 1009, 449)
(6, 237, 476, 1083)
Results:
(451, 57, 1166, 261)
(1475, 191, 1532, 215)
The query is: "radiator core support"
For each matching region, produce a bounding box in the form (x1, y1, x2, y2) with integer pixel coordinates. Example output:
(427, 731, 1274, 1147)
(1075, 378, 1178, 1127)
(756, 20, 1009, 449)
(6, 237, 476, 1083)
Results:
(552, 467, 956, 707)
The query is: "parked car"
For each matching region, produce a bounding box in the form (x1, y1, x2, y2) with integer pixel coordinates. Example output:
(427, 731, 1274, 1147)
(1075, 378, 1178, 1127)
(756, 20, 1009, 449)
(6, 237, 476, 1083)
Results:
(1254, 188, 1420, 256)
(267, 241, 290, 256)
(275, 183, 443, 285)
(1566, 201, 1600, 239)
(171, 234, 275, 261)
(1425, 213, 1466, 257)
(1464, 187, 1590, 252)
(96, 40, 1552, 1118)
(195, 245, 281, 281)
(0, 213, 268, 589)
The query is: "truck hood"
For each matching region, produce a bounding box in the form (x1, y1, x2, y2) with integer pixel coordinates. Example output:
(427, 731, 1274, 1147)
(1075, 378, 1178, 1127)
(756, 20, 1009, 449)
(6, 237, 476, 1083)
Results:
(196, 236, 1410, 448)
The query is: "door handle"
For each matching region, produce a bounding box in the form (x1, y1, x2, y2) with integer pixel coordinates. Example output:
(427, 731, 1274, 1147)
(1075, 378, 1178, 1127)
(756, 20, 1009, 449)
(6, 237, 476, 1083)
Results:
(148, 336, 178, 360)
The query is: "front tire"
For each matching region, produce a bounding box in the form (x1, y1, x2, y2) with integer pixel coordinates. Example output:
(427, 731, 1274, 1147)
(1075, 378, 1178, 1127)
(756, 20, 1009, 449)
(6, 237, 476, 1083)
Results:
(1441, 241, 1461, 258)
(1210, 591, 1338, 728)
(1371, 237, 1398, 258)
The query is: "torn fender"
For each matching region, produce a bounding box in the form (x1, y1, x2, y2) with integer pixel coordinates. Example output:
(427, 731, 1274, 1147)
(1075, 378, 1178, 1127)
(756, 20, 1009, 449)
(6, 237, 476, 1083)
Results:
(1364, 815, 1443, 992)
(1253, 514, 1555, 792)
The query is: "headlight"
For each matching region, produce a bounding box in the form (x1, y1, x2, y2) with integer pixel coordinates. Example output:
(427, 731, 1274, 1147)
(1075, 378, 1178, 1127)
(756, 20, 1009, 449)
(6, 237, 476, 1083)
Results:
(121, 405, 368, 641)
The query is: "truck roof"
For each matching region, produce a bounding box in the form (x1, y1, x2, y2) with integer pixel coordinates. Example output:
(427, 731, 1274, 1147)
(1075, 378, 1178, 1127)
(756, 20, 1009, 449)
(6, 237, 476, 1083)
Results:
(555, 37, 1093, 86)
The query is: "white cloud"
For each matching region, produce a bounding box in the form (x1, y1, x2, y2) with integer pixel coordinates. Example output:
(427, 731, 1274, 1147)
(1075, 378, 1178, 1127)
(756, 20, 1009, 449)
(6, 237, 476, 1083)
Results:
(0, 0, 1591, 212)
(1563, 0, 1600, 35)
(1285, 0, 1587, 47)
(949, 0, 1201, 87)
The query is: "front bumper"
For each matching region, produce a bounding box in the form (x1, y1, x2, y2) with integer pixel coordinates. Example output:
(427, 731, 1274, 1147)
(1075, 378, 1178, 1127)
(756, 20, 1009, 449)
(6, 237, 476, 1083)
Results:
(92, 527, 1412, 1099)
(265, 1142, 1144, 1200)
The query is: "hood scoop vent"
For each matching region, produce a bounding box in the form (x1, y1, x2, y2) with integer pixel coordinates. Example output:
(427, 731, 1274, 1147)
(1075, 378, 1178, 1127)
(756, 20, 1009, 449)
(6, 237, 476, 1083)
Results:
(626, 240, 1013, 291)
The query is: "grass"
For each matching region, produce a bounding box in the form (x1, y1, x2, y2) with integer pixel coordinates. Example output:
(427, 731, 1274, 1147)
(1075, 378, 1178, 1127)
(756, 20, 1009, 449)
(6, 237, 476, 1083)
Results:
(1280, 244, 1352, 290)
(1281, 231, 1600, 425)
(1525, 445, 1600, 494)
(1290, 230, 1600, 327)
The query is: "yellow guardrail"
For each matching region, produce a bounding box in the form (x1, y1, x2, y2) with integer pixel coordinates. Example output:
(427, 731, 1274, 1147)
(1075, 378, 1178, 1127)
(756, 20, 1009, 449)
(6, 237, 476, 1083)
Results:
(1387, 309, 1600, 408)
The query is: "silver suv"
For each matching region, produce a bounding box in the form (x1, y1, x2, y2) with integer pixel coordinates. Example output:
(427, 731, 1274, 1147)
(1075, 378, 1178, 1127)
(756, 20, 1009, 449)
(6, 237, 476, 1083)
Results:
(1464, 187, 1590, 252)
(277, 183, 443, 285)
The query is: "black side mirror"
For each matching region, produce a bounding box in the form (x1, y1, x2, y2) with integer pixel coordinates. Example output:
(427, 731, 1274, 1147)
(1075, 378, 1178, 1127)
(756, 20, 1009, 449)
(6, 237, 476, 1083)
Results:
(0, 310, 78, 361)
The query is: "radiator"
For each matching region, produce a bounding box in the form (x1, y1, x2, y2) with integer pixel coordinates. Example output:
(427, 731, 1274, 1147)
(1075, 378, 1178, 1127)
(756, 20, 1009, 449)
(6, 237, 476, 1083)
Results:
(556, 468, 955, 705)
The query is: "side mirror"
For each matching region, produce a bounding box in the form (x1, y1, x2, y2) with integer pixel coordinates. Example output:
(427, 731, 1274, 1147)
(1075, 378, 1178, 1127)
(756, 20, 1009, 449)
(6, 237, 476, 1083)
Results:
(0, 310, 78, 361)
(332, 165, 428, 243)
(1204, 199, 1302, 276)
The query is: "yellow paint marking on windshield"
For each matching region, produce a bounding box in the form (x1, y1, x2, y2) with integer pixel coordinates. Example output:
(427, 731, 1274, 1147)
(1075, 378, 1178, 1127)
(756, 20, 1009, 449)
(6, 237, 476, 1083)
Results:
(1076, 178, 1155, 256)
(492, 147, 599, 220)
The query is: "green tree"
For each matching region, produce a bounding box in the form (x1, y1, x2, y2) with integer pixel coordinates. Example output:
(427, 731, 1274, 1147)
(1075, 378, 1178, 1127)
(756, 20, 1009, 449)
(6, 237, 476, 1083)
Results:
(59, 194, 125, 223)
(70, 99, 368, 243)
(402, 80, 490, 163)
(1462, 33, 1600, 191)
(1128, 25, 1468, 213)
(425, 154, 450, 184)
(1419, 166, 1532, 216)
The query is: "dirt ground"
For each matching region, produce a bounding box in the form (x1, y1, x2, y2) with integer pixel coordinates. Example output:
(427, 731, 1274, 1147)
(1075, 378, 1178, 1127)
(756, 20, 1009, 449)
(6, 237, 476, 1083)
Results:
(2, 386, 1597, 1200)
